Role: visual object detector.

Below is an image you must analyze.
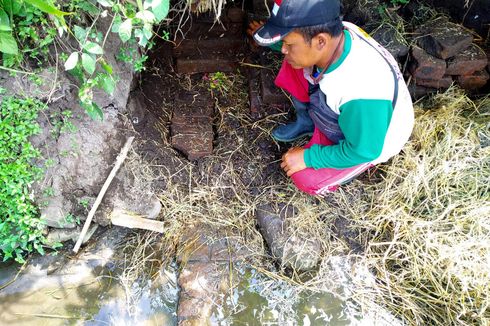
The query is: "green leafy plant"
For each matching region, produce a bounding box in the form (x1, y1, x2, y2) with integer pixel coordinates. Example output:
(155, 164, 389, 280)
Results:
(0, 0, 69, 58)
(0, 96, 49, 263)
(1, 0, 170, 119)
(62, 0, 170, 119)
(206, 72, 232, 95)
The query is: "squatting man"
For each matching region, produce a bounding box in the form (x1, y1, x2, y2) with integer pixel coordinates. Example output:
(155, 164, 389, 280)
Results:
(251, 0, 414, 195)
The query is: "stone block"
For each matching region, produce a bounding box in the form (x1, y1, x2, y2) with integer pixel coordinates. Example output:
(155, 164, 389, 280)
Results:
(171, 133, 213, 160)
(260, 68, 289, 105)
(171, 116, 213, 134)
(173, 38, 244, 57)
(371, 25, 409, 59)
(176, 57, 238, 74)
(416, 18, 473, 59)
(173, 104, 213, 120)
(457, 69, 490, 90)
(409, 46, 446, 80)
(255, 204, 321, 272)
(446, 44, 488, 76)
(414, 75, 453, 89)
(407, 83, 437, 100)
(175, 91, 213, 108)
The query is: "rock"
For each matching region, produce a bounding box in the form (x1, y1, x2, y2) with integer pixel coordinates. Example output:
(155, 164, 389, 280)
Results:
(127, 90, 149, 129)
(457, 69, 490, 90)
(45, 225, 98, 246)
(0, 68, 72, 103)
(407, 83, 437, 100)
(41, 195, 75, 228)
(371, 25, 409, 59)
(446, 44, 488, 76)
(255, 204, 322, 272)
(414, 75, 453, 89)
(92, 15, 138, 111)
(177, 261, 229, 325)
(409, 46, 447, 80)
(342, 0, 383, 32)
(422, 0, 490, 39)
(416, 18, 473, 60)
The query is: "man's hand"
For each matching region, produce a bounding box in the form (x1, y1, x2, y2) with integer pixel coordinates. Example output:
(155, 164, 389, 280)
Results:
(281, 147, 307, 176)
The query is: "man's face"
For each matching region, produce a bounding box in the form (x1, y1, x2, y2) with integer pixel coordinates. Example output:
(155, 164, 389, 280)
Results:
(280, 31, 323, 69)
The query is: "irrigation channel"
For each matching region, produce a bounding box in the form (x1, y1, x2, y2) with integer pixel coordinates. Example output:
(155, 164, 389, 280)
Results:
(1, 224, 400, 324)
(0, 11, 406, 326)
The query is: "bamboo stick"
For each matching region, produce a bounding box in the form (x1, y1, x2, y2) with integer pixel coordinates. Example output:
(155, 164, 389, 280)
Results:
(72, 136, 134, 253)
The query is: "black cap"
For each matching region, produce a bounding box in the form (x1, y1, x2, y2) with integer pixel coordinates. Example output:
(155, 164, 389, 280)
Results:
(253, 0, 341, 46)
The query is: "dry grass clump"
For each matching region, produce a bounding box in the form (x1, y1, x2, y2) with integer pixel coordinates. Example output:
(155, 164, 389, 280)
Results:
(350, 87, 490, 325)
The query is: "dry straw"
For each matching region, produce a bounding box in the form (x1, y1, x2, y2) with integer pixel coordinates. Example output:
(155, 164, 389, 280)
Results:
(348, 87, 490, 325)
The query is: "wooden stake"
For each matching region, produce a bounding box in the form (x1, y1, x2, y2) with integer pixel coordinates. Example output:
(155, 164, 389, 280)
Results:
(73, 136, 134, 253)
(110, 210, 165, 233)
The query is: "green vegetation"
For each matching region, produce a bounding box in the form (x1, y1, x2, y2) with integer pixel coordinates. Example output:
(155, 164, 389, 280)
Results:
(1, 0, 170, 119)
(0, 0, 170, 262)
(0, 96, 48, 263)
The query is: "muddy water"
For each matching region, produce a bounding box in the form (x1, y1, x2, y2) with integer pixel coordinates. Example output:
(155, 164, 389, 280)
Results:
(1, 260, 367, 326)
(0, 263, 178, 325)
(212, 267, 358, 325)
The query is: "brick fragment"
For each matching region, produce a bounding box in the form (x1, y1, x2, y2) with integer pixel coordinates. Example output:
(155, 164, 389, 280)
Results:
(409, 46, 446, 80)
(446, 44, 488, 76)
(171, 117, 213, 135)
(173, 105, 214, 121)
(416, 18, 473, 59)
(457, 69, 490, 90)
(260, 68, 289, 105)
(173, 38, 244, 57)
(171, 133, 213, 160)
(414, 75, 453, 89)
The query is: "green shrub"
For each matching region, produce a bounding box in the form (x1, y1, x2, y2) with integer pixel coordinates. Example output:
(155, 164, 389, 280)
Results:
(0, 96, 48, 263)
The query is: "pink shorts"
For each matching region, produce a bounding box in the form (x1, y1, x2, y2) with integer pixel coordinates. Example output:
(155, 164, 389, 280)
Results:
(275, 61, 372, 195)
(290, 129, 372, 195)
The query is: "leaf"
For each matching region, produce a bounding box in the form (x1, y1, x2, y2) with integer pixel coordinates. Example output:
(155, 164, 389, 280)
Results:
(81, 101, 103, 120)
(96, 0, 114, 7)
(0, 9, 11, 32)
(74, 25, 88, 42)
(143, 25, 153, 39)
(83, 41, 103, 55)
(64, 52, 79, 70)
(2, 0, 22, 15)
(143, 0, 152, 10)
(99, 74, 115, 95)
(135, 10, 155, 23)
(151, 0, 169, 21)
(81, 53, 96, 75)
(134, 29, 148, 47)
(111, 14, 122, 33)
(118, 19, 132, 43)
(0, 31, 18, 54)
(24, 0, 71, 16)
(100, 59, 113, 74)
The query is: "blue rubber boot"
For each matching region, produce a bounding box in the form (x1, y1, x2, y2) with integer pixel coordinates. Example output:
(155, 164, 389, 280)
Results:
(272, 98, 314, 143)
